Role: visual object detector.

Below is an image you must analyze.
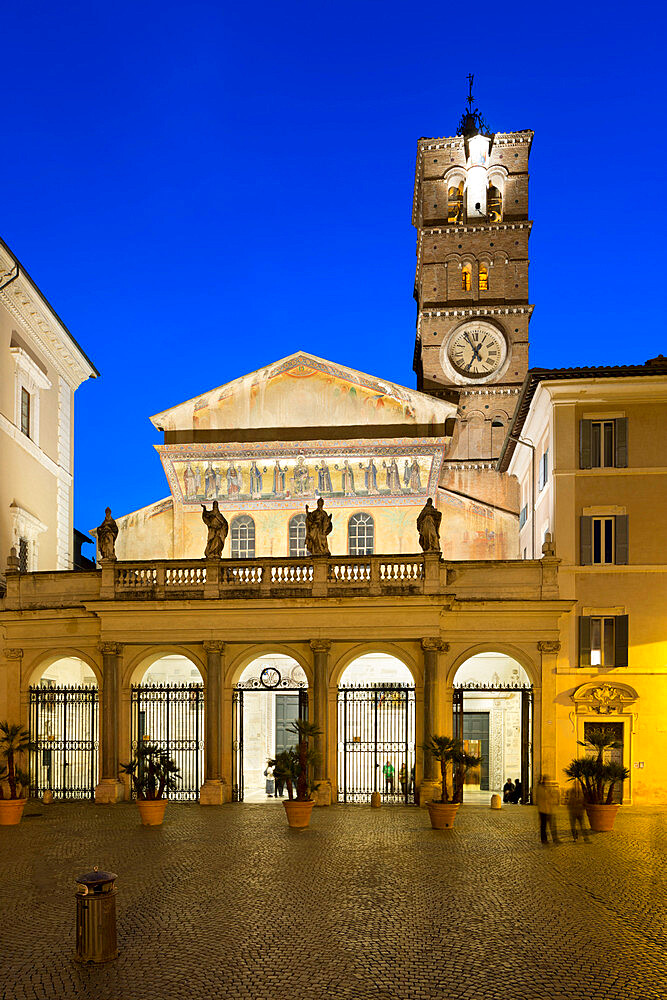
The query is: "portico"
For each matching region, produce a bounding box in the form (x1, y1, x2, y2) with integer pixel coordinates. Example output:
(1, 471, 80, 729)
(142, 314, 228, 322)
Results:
(1, 548, 572, 805)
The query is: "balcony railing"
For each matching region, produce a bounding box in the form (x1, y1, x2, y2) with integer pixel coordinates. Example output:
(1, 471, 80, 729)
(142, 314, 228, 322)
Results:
(2, 551, 559, 607)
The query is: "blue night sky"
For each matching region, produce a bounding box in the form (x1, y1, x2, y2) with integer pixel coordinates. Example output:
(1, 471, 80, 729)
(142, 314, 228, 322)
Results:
(2, 1, 665, 538)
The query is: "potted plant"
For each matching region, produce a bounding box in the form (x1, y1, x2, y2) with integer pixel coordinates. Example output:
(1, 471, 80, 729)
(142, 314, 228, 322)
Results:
(0, 721, 31, 825)
(119, 741, 181, 825)
(268, 719, 321, 829)
(564, 727, 630, 832)
(423, 735, 482, 829)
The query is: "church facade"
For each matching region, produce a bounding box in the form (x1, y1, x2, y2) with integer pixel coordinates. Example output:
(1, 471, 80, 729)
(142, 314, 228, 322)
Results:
(1, 94, 665, 808)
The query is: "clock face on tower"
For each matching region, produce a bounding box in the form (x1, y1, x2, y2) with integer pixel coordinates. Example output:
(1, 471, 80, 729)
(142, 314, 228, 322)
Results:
(442, 321, 508, 385)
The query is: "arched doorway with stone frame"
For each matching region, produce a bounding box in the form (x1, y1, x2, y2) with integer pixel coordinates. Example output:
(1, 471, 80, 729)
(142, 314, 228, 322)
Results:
(126, 651, 206, 801)
(451, 650, 534, 804)
(335, 650, 417, 805)
(231, 653, 309, 803)
(26, 653, 100, 801)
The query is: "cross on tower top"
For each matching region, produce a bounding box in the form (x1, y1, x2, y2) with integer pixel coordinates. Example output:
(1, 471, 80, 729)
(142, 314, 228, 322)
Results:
(458, 73, 489, 137)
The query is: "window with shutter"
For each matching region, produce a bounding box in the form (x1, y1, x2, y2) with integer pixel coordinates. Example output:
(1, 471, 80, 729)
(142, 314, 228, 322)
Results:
(579, 616, 591, 666)
(581, 418, 628, 468)
(614, 615, 629, 666)
(579, 419, 592, 469)
(615, 515, 629, 565)
(581, 615, 620, 667)
(580, 516, 592, 565)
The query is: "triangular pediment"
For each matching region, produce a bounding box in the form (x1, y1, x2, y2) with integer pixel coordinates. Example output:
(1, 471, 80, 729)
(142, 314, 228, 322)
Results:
(150, 352, 456, 434)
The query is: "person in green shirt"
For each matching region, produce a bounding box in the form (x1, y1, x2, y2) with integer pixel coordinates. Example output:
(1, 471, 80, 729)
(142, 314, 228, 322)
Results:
(382, 760, 395, 795)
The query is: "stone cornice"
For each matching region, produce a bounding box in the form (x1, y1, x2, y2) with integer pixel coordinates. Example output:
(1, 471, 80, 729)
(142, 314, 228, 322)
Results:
(0, 245, 97, 388)
(419, 306, 534, 320)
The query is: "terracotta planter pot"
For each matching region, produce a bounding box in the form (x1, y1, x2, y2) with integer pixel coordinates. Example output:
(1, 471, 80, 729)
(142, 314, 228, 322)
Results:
(427, 801, 460, 829)
(283, 799, 315, 829)
(0, 798, 28, 826)
(137, 799, 168, 826)
(585, 802, 620, 832)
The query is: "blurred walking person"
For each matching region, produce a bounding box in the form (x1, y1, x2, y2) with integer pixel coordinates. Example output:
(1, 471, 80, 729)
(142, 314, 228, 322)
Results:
(567, 783, 590, 842)
(536, 774, 561, 845)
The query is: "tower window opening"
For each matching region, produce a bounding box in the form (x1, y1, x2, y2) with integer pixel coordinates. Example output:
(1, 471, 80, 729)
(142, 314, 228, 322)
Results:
(479, 265, 489, 291)
(487, 185, 502, 222)
(447, 183, 463, 224)
(461, 266, 472, 292)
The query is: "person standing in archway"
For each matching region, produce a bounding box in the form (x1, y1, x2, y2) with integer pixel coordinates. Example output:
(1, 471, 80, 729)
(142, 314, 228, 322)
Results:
(536, 774, 561, 845)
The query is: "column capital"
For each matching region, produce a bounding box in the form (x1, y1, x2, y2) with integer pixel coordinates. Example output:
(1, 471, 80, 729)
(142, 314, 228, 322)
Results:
(421, 637, 449, 653)
(537, 640, 561, 654)
(203, 640, 225, 653)
(3, 647, 23, 660)
(309, 639, 332, 653)
(99, 642, 122, 656)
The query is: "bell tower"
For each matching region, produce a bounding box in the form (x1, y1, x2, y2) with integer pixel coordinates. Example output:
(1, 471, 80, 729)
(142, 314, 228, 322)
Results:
(412, 78, 533, 468)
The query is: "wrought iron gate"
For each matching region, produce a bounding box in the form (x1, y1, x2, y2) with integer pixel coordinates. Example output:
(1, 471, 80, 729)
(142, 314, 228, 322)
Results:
(337, 684, 416, 804)
(453, 684, 533, 803)
(130, 684, 204, 800)
(28, 684, 99, 800)
(232, 669, 308, 802)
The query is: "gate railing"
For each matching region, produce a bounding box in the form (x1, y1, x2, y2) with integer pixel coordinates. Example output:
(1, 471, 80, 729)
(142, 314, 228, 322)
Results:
(130, 684, 204, 801)
(28, 684, 99, 800)
(337, 684, 416, 805)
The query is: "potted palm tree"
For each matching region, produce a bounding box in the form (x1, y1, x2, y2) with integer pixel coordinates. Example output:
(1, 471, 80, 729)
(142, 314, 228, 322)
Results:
(0, 721, 31, 825)
(268, 719, 321, 829)
(564, 727, 630, 832)
(423, 735, 482, 829)
(119, 741, 181, 826)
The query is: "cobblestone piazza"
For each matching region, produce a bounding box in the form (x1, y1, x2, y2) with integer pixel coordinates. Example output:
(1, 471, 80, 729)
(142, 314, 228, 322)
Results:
(1, 802, 666, 1000)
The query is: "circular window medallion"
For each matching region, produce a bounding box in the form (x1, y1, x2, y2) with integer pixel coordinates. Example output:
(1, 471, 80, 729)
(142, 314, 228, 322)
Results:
(260, 667, 282, 689)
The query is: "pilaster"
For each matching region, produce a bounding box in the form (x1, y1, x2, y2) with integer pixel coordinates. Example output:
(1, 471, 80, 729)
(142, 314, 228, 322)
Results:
(200, 640, 230, 804)
(419, 637, 449, 806)
(310, 638, 332, 805)
(95, 642, 125, 803)
(537, 640, 560, 788)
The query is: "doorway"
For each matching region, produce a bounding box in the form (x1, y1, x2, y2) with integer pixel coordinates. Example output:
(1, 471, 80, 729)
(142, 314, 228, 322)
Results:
(453, 652, 533, 803)
(232, 655, 308, 802)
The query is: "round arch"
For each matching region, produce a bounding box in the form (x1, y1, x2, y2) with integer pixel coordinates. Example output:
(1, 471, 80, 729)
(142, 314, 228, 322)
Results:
(331, 643, 420, 688)
(446, 643, 539, 688)
(25, 648, 102, 689)
(124, 646, 207, 687)
(226, 644, 313, 688)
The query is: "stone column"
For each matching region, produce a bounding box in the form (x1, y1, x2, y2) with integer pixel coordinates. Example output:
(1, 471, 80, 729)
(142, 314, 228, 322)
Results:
(200, 640, 229, 805)
(419, 637, 449, 806)
(537, 640, 560, 799)
(95, 642, 125, 803)
(310, 639, 332, 806)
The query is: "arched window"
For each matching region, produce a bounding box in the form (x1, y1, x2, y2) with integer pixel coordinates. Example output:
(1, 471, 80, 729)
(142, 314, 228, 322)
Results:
(487, 185, 502, 222)
(348, 512, 374, 556)
(447, 182, 463, 224)
(230, 515, 255, 559)
(289, 513, 307, 557)
(479, 265, 489, 291)
(461, 265, 472, 292)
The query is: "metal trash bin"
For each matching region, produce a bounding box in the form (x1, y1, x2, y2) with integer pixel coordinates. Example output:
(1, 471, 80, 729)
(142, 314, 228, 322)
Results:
(74, 866, 118, 963)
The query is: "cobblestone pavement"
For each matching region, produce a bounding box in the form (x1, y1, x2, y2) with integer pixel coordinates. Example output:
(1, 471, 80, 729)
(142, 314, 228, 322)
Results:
(1, 801, 667, 1000)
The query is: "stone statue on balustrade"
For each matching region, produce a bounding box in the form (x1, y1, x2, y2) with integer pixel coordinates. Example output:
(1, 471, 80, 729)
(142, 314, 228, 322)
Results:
(417, 498, 442, 554)
(305, 498, 333, 556)
(96, 507, 119, 561)
(202, 501, 229, 559)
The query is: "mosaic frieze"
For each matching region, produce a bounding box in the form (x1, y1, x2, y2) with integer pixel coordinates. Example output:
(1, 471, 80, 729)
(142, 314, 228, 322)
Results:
(157, 440, 445, 510)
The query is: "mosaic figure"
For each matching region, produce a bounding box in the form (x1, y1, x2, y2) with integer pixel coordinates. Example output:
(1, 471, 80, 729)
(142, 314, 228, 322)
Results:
(364, 458, 378, 494)
(293, 455, 311, 495)
(227, 462, 241, 496)
(195, 466, 202, 495)
(184, 462, 196, 499)
(305, 497, 333, 556)
(96, 507, 118, 561)
(202, 501, 229, 558)
(404, 457, 421, 492)
(317, 458, 332, 494)
(417, 497, 442, 553)
(273, 460, 286, 494)
(341, 459, 355, 496)
(250, 461, 263, 497)
(205, 462, 216, 499)
(384, 458, 401, 494)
